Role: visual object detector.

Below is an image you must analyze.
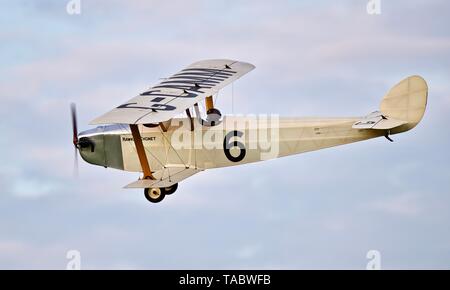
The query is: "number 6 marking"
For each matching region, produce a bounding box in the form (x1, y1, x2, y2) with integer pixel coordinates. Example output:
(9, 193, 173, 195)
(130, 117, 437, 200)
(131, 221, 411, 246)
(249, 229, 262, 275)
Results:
(223, 130, 246, 162)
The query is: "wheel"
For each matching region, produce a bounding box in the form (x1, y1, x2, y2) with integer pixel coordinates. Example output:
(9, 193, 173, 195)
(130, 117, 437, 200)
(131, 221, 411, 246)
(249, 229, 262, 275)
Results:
(162, 183, 178, 195)
(144, 188, 165, 203)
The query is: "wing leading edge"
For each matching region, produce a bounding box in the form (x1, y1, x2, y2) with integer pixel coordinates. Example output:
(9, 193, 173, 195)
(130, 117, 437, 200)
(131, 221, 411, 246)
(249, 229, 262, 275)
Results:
(90, 59, 255, 125)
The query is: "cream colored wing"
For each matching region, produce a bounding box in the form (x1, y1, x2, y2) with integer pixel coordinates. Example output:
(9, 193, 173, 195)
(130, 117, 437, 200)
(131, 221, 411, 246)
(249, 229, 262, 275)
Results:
(90, 59, 255, 125)
(124, 165, 203, 188)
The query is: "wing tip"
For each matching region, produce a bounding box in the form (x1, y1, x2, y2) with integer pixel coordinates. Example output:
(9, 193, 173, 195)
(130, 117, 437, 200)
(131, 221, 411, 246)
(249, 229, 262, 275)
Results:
(189, 59, 256, 70)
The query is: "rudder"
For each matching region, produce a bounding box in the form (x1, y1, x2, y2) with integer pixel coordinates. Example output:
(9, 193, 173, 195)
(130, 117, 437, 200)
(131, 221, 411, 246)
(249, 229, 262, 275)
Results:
(380, 75, 428, 133)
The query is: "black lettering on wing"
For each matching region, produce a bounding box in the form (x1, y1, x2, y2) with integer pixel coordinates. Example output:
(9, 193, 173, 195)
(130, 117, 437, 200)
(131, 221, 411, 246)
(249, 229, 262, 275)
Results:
(140, 89, 199, 99)
(117, 103, 176, 111)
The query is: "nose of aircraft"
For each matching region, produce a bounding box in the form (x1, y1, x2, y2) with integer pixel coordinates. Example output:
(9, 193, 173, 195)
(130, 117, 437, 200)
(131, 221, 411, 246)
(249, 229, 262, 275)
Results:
(78, 129, 106, 167)
(70, 104, 107, 168)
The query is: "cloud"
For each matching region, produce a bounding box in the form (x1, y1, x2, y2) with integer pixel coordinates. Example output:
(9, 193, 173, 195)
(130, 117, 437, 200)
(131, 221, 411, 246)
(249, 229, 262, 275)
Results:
(368, 193, 423, 217)
(12, 178, 61, 199)
(236, 244, 263, 260)
(0, 239, 69, 269)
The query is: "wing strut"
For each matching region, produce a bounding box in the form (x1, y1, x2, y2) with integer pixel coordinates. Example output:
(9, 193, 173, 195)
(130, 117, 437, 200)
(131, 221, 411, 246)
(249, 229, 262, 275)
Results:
(130, 124, 155, 180)
(205, 96, 214, 111)
(186, 108, 194, 131)
(159, 122, 168, 132)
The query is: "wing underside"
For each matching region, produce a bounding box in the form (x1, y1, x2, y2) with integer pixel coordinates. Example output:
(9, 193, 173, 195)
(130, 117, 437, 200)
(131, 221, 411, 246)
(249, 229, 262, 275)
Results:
(124, 165, 202, 188)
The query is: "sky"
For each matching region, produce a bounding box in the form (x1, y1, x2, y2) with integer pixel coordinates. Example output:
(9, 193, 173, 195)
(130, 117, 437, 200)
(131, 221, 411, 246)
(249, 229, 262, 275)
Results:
(0, 0, 449, 269)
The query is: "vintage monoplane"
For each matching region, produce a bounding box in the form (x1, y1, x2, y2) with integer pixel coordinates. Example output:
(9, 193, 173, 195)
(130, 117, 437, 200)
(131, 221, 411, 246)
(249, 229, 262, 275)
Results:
(71, 59, 428, 203)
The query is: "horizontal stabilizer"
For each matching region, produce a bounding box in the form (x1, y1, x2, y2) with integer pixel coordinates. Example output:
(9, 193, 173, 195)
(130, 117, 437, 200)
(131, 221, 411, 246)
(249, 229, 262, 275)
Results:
(352, 111, 407, 130)
(124, 165, 202, 188)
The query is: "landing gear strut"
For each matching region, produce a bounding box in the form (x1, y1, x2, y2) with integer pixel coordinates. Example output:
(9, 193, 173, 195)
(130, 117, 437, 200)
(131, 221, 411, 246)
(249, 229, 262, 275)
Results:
(144, 183, 179, 203)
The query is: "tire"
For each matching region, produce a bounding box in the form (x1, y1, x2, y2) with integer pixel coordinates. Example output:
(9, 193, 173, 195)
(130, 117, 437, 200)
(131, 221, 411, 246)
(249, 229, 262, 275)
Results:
(144, 188, 165, 203)
(162, 183, 178, 195)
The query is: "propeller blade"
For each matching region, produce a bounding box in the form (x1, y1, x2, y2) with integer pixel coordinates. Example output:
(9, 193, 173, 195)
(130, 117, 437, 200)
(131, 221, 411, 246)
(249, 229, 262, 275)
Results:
(73, 147, 79, 177)
(71, 103, 79, 177)
(70, 103, 78, 147)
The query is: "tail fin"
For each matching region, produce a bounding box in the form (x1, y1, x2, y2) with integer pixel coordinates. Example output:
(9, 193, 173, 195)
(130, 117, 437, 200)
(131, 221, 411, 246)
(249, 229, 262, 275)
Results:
(353, 75, 428, 134)
(380, 75, 428, 133)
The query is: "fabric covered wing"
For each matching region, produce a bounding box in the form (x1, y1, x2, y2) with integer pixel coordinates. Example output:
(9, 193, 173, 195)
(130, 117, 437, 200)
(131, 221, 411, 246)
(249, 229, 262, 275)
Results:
(90, 59, 255, 125)
(124, 165, 203, 188)
(352, 111, 407, 130)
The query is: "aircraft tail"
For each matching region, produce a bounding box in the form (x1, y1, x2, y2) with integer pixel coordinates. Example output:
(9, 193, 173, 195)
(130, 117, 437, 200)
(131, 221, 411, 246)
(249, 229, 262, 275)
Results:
(353, 75, 428, 134)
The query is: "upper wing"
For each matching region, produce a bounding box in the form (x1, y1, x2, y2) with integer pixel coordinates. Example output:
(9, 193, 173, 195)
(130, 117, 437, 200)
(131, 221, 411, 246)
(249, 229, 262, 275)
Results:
(90, 59, 255, 125)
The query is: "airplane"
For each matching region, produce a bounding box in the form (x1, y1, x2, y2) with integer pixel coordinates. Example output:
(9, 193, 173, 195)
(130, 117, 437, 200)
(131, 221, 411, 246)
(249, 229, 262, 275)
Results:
(71, 59, 428, 204)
